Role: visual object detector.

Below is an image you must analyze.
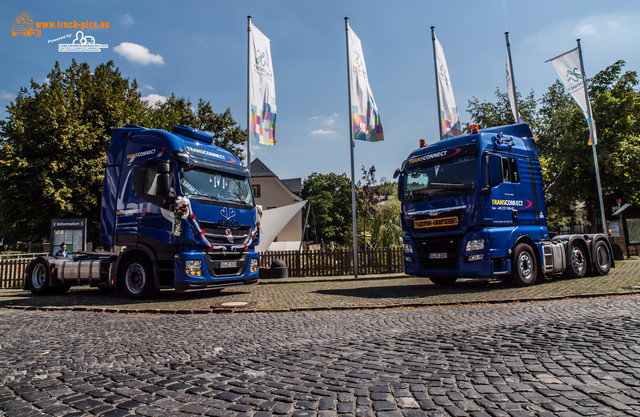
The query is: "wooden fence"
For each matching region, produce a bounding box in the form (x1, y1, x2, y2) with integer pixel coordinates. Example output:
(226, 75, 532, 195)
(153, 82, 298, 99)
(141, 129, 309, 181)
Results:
(259, 248, 404, 277)
(0, 248, 403, 288)
(0, 253, 47, 289)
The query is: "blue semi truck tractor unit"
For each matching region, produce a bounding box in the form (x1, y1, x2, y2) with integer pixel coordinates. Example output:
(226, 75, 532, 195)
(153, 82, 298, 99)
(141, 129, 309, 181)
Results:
(394, 123, 613, 287)
(26, 125, 260, 298)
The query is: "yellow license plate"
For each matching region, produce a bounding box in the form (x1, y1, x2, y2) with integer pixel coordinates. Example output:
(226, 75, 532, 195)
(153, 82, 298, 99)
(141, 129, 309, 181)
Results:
(414, 216, 458, 229)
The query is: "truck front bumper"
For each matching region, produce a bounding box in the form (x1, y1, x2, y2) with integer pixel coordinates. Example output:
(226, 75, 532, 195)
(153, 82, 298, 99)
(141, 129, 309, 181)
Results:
(403, 230, 492, 278)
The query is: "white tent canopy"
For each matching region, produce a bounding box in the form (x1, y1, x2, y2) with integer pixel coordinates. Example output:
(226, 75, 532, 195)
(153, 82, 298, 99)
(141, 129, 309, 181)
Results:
(256, 200, 307, 252)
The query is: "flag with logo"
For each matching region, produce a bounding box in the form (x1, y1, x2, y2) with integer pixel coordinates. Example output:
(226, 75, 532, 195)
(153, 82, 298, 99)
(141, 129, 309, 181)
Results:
(347, 24, 384, 142)
(249, 23, 276, 146)
(549, 48, 597, 145)
(433, 34, 460, 139)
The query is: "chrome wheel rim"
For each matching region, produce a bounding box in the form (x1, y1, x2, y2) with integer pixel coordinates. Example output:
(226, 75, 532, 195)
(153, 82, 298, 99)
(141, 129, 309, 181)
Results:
(571, 246, 586, 275)
(519, 251, 533, 282)
(31, 263, 46, 289)
(597, 245, 610, 270)
(125, 263, 146, 295)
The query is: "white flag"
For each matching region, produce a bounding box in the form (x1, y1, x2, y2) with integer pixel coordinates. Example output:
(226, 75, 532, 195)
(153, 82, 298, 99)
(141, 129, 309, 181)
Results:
(506, 52, 520, 124)
(347, 24, 383, 142)
(433, 34, 460, 139)
(549, 48, 597, 144)
(249, 23, 276, 146)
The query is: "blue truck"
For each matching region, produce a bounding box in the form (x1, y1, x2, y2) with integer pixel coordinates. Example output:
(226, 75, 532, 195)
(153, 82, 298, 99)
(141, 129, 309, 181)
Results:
(26, 125, 260, 298)
(394, 123, 613, 286)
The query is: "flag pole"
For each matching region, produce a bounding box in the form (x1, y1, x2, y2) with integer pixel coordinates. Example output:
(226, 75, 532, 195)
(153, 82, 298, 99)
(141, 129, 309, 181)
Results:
(577, 39, 607, 234)
(246, 16, 252, 175)
(431, 26, 443, 141)
(345, 17, 359, 279)
(505, 32, 519, 122)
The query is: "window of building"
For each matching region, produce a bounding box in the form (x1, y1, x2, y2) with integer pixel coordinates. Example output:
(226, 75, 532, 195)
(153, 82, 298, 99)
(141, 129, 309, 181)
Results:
(252, 184, 261, 198)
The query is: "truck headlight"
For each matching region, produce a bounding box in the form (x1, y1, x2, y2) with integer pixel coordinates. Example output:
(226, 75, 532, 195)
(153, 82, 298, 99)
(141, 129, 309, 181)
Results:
(250, 258, 259, 273)
(465, 239, 484, 252)
(403, 243, 414, 254)
(185, 260, 202, 276)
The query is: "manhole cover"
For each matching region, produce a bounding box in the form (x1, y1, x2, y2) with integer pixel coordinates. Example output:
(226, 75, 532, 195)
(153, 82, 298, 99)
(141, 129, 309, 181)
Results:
(210, 301, 257, 309)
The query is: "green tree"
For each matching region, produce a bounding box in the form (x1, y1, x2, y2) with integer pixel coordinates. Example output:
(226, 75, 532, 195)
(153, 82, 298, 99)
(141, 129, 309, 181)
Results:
(0, 60, 146, 244)
(539, 60, 640, 230)
(356, 165, 380, 247)
(301, 172, 353, 247)
(467, 88, 540, 132)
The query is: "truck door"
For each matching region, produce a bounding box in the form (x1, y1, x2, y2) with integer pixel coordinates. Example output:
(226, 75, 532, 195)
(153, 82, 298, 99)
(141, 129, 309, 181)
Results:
(512, 156, 538, 225)
(487, 154, 516, 226)
(132, 161, 176, 243)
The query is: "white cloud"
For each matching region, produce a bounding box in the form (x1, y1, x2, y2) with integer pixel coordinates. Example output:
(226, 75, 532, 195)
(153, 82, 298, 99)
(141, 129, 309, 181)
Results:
(142, 84, 155, 92)
(114, 42, 164, 65)
(142, 94, 167, 107)
(121, 14, 135, 25)
(309, 113, 340, 126)
(0, 90, 13, 99)
(310, 129, 337, 136)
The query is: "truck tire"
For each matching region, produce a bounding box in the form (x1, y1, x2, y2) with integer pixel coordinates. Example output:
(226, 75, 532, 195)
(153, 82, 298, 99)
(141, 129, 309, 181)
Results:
(429, 276, 457, 286)
(120, 255, 154, 299)
(28, 258, 51, 295)
(565, 241, 587, 279)
(511, 243, 537, 287)
(593, 240, 612, 276)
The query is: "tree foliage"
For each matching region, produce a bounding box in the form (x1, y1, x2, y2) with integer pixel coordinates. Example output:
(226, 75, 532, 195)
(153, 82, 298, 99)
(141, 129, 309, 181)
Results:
(301, 172, 353, 247)
(0, 60, 146, 244)
(0, 60, 247, 245)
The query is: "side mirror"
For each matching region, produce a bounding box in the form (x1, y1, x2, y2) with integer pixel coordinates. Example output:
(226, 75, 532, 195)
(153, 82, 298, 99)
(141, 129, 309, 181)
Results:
(486, 154, 503, 188)
(156, 161, 172, 196)
(393, 168, 401, 179)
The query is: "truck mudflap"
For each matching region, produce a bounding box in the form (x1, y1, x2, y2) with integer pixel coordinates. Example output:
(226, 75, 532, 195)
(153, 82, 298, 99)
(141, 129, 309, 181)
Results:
(174, 276, 258, 293)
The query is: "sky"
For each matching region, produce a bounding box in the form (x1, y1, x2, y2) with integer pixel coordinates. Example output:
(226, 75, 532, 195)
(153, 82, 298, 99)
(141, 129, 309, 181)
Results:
(2, 0, 640, 184)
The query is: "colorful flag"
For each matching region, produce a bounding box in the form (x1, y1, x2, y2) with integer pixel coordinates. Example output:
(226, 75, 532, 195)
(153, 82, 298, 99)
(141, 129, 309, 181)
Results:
(249, 23, 276, 146)
(433, 34, 460, 139)
(549, 48, 597, 145)
(347, 24, 383, 142)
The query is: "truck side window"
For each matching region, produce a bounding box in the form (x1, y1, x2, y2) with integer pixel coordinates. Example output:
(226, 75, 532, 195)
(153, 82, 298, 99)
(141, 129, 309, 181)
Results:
(500, 157, 520, 184)
(133, 163, 174, 207)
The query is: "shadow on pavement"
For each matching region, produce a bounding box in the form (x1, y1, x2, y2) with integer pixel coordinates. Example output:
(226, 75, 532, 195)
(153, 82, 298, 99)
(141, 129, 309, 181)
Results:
(314, 278, 507, 300)
(0, 287, 248, 308)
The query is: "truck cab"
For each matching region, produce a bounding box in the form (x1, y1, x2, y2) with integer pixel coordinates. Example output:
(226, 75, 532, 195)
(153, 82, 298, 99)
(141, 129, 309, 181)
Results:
(395, 123, 613, 286)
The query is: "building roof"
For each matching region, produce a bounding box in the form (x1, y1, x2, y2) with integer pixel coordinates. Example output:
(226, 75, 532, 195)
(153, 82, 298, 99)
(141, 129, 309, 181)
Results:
(250, 158, 277, 178)
(281, 178, 302, 196)
(251, 158, 302, 196)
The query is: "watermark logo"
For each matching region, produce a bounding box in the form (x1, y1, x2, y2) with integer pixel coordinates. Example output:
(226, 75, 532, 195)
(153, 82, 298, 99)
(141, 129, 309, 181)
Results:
(10, 11, 41, 37)
(58, 30, 108, 52)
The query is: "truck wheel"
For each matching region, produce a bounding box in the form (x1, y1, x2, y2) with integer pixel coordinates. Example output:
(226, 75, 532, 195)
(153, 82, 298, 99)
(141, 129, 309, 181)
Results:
(28, 258, 51, 295)
(511, 243, 537, 287)
(121, 256, 154, 299)
(565, 242, 587, 279)
(593, 240, 612, 276)
(429, 276, 457, 286)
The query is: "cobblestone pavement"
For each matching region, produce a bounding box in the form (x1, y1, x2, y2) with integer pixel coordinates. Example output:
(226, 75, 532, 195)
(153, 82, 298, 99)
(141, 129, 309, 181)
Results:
(2, 259, 640, 313)
(2, 295, 640, 416)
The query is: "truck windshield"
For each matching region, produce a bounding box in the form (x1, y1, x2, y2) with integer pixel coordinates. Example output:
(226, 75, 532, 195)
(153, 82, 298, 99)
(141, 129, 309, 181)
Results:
(404, 154, 477, 202)
(180, 167, 254, 207)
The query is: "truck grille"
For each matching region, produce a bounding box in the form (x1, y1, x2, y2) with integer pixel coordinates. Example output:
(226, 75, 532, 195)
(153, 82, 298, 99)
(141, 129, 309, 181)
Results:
(199, 221, 251, 245)
(204, 251, 250, 277)
(415, 238, 460, 269)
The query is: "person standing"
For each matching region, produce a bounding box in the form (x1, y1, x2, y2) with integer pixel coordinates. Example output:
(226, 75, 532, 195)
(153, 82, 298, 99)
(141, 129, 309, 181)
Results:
(55, 243, 68, 257)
